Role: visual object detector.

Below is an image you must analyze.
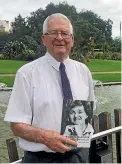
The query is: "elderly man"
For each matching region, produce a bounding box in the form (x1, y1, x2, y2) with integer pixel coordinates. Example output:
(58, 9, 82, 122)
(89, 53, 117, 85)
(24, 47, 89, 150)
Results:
(4, 13, 95, 163)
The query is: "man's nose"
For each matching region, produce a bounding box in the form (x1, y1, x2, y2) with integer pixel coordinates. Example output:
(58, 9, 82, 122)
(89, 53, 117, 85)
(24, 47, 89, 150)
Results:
(56, 33, 63, 40)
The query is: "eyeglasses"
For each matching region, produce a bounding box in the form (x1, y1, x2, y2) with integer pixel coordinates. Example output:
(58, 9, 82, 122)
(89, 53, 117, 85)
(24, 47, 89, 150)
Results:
(44, 31, 72, 39)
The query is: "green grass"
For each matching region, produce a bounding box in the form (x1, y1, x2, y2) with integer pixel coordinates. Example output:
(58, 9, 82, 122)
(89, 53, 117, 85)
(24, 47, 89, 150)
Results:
(0, 76, 15, 87)
(86, 59, 121, 72)
(0, 59, 121, 74)
(0, 59, 121, 86)
(0, 74, 121, 87)
(93, 73, 121, 82)
(0, 60, 28, 74)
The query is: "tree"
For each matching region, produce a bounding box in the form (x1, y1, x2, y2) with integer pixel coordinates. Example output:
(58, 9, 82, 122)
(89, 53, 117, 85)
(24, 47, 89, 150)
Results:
(79, 10, 113, 47)
(11, 14, 30, 39)
(72, 19, 98, 57)
(0, 31, 9, 52)
(8, 2, 113, 59)
(45, 2, 78, 21)
(20, 35, 38, 51)
(4, 40, 26, 59)
(109, 37, 121, 52)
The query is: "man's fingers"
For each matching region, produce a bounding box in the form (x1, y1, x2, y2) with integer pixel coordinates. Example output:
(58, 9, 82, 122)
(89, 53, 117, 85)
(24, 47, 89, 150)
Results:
(58, 143, 72, 152)
(52, 146, 64, 152)
(66, 137, 77, 146)
(51, 143, 72, 153)
(60, 135, 77, 146)
(44, 132, 77, 153)
(47, 142, 64, 152)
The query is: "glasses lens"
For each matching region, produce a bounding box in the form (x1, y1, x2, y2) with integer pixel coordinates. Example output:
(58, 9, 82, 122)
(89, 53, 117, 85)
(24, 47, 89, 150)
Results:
(51, 33, 57, 38)
(61, 32, 70, 39)
(46, 32, 71, 39)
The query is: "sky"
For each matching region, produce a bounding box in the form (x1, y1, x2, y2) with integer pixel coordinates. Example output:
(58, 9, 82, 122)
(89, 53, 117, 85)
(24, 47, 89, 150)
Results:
(0, 0, 121, 38)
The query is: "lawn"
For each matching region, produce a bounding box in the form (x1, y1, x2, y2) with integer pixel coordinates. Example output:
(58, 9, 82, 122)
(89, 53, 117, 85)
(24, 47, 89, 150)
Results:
(0, 59, 121, 87)
(0, 74, 121, 87)
(86, 59, 121, 72)
(0, 76, 15, 87)
(0, 59, 121, 74)
(92, 74, 121, 83)
(0, 60, 28, 74)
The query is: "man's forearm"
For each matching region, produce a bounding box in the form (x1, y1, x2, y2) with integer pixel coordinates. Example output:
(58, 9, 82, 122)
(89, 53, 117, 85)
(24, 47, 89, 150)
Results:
(10, 122, 46, 144)
(10, 122, 77, 153)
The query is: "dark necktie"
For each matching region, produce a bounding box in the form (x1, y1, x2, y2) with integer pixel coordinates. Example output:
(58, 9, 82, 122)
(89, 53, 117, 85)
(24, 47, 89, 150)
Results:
(59, 62, 73, 100)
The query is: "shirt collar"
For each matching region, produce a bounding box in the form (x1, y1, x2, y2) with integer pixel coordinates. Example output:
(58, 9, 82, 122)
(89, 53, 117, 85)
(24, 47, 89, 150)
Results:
(45, 52, 70, 71)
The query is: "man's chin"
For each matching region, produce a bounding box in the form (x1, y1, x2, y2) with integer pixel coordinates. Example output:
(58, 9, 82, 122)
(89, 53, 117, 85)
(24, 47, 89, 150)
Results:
(49, 51, 68, 61)
(55, 50, 66, 56)
(54, 52, 68, 59)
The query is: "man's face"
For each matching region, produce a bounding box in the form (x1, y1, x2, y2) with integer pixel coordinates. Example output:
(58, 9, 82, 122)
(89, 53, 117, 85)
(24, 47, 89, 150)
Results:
(69, 105, 88, 125)
(42, 17, 74, 61)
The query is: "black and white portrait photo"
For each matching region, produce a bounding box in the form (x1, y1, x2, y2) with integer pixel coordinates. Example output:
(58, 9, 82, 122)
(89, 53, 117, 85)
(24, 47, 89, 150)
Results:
(60, 100, 94, 148)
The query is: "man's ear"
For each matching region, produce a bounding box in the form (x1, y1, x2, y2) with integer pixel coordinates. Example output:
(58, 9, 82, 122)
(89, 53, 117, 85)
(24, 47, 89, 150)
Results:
(42, 35, 46, 46)
(71, 35, 74, 47)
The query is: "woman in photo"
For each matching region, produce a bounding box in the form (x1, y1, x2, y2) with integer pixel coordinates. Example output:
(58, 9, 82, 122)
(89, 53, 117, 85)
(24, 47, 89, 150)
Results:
(63, 100, 94, 138)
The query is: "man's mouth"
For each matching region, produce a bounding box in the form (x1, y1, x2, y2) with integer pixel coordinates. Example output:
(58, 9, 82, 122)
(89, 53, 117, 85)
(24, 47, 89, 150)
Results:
(56, 45, 64, 47)
(55, 44, 65, 46)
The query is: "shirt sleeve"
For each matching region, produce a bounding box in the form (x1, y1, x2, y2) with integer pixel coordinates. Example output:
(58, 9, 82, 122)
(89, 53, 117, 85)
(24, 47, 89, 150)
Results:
(4, 71, 32, 124)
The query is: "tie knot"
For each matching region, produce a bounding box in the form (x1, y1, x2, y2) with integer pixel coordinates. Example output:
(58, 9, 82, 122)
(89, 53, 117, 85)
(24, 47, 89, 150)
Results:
(59, 62, 65, 70)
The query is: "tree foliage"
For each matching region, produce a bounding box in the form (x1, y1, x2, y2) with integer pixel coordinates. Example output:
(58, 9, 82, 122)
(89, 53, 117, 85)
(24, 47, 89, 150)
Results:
(0, 31, 9, 52)
(1, 1, 120, 60)
(4, 40, 26, 59)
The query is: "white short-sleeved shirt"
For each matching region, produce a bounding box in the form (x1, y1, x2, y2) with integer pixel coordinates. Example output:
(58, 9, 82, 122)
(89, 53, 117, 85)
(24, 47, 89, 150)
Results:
(4, 52, 95, 152)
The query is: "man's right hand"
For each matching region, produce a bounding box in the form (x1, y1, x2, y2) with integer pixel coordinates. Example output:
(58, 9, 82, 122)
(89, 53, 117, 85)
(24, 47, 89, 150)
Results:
(10, 123, 77, 153)
(42, 130, 77, 153)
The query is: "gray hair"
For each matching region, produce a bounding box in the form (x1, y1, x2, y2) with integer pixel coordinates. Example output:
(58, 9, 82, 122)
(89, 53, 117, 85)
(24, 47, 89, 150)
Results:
(43, 13, 73, 34)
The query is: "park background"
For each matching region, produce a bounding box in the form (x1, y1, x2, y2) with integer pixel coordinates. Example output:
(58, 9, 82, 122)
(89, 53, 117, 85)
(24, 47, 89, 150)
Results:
(0, 1, 121, 163)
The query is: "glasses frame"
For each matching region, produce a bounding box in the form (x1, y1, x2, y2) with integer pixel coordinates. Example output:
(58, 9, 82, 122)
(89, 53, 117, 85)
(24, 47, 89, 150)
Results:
(44, 31, 72, 39)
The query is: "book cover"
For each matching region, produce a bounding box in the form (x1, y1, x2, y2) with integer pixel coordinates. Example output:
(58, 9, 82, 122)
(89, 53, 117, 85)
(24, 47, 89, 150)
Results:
(60, 100, 94, 148)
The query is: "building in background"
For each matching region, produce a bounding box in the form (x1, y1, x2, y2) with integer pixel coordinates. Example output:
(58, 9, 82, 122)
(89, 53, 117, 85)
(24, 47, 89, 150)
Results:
(0, 20, 10, 32)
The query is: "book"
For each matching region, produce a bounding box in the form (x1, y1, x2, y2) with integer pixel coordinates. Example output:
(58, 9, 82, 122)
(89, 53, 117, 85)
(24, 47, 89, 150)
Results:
(60, 100, 94, 148)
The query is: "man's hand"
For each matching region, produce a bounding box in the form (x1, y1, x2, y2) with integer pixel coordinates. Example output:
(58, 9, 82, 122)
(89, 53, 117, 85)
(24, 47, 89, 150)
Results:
(11, 123, 77, 153)
(42, 130, 77, 153)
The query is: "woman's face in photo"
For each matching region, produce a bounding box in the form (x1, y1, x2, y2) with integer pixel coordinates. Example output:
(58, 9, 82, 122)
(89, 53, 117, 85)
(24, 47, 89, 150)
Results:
(69, 105, 88, 125)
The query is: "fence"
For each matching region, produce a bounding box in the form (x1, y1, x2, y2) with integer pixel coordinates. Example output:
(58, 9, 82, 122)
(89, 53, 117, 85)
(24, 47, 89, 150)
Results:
(6, 109, 121, 163)
(89, 109, 121, 163)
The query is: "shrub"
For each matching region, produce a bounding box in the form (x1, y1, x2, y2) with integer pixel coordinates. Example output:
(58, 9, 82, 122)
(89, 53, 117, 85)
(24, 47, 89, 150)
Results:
(23, 50, 35, 61)
(111, 52, 121, 60)
(94, 52, 121, 60)
(15, 50, 35, 61)
(94, 52, 103, 59)
(4, 41, 26, 59)
(0, 54, 4, 60)
(70, 52, 91, 63)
